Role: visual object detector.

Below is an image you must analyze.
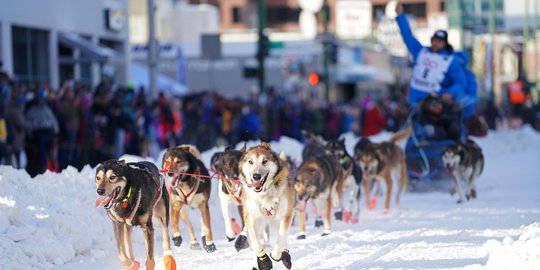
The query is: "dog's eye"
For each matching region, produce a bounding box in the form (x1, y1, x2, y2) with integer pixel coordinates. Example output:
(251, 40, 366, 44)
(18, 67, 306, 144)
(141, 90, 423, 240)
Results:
(109, 176, 117, 182)
(262, 159, 267, 165)
(248, 160, 253, 165)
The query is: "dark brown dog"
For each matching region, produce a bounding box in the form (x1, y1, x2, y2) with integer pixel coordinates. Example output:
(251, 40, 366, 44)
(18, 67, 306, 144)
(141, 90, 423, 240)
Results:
(95, 159, 174, 269)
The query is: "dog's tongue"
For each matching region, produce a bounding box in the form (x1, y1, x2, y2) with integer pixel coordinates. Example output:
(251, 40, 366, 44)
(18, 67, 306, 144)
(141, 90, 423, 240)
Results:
(251, 180, 264, 189)
(95, 196, 112, 208)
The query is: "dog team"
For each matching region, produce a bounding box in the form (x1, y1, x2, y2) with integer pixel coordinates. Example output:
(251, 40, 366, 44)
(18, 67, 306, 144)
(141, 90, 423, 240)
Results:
(94, 126, 484, 270)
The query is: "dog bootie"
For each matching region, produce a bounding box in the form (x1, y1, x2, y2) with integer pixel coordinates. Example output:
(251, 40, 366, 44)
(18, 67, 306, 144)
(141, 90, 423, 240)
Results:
(256, 251, 273, 270)
(270, 249, 292, 270)
(314, 217, 323, 228)
(163, 251, 176, 270)
(334, 209, 343, 220)
(235, 234, 249, 252)
(125, 259, 140, 270)
(296, 233, 306, 240)
(342, 211, 352, 223)
(172, 235, 182, 247)
(202, 236, 217, 253)
(190, 241, 201, 250)
(369, 197, 377, 209)
(350, 217, 359, 224)
(281, 250, 292, 269)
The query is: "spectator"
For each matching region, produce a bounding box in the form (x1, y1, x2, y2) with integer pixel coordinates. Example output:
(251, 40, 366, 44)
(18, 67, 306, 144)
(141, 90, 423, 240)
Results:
(25, 89, 60, 176)
(5, 92, 32, 169)
(361, 97, 386, 137)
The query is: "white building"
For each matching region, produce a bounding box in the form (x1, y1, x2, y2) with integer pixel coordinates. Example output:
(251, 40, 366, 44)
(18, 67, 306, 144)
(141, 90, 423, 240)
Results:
(0, 0, 130, 88)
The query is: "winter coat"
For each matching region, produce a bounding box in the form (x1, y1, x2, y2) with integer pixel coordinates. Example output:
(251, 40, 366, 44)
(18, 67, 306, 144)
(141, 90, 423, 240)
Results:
(397, 14, 466, 105)
(5, 103, 32, 152)
(25, 102, 59, 135)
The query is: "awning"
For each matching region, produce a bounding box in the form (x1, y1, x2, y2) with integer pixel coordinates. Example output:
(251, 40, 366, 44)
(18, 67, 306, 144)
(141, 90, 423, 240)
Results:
(58, 33, 117, 62)
(130, 62, 187, 97)
(335, 64, 396, 84)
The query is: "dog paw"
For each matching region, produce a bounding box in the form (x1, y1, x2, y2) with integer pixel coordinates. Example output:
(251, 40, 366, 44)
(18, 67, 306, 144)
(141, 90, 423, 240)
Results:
(270, 249, 292, 269)
(368, 198, 377, 209)
(382, 208, 389, 215)
(350, 217, 359, 224)
(314, 217, 323, 228)
(125, 259, 140, 270)
(172, 235, 182, 247)
(281, 250, 292, 269)
(190, 242, 201, 250)
(470, 189, 477, 199)
(342, 211, 352, 223)
(321, 229, 331, 237)
(202, 236, 217, 253)
(334, 209, 343, 221)
(449, 188, 456, 196)
(296, 233, 306, 240)
(163, 254, 176, 270)
(456, 199, 464, 204)
(234, 234, 249, 252)
(257, 253, 273, 270)
(227, 236, 236, 242)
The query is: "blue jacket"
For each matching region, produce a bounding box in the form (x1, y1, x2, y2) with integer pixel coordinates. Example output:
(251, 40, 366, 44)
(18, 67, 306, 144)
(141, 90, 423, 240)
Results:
(397, 14, 466, 105)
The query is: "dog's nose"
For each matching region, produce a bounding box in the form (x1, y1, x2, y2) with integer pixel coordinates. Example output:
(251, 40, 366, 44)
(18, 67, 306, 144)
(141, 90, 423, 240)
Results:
(167, 173, 174, 177)
(97, 188, 105, 195)
(252, 173, 262, 181)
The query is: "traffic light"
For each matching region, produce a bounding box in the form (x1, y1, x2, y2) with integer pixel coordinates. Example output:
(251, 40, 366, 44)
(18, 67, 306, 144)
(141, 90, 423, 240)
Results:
(257, 33, 270, 60)
(308, 72, 320, 86)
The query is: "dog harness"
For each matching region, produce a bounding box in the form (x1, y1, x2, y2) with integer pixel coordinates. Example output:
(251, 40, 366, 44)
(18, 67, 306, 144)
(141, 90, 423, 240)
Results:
(173, 176, 201, 205)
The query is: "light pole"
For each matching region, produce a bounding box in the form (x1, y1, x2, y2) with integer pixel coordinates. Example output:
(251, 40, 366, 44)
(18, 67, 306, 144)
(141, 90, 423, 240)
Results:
(148, 0, 158, 101)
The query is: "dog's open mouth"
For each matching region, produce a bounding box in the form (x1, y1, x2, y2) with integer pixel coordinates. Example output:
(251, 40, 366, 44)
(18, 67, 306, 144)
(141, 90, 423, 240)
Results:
(248, 174, 268, 192)
(95, 186, 121, 209)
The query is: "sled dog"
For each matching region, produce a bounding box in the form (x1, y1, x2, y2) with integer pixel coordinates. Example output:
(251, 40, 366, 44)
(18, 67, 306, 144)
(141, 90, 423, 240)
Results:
(162, 145, 216, 253)
(353, 125, 412, 213)
(442, 139, 485, 203)
(239, 142, 294, 270)
(95, 159, 175, 270)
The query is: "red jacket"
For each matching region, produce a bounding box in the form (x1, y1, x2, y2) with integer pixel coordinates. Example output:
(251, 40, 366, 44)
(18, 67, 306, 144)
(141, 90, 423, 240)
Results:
(362, 106, 386, 137)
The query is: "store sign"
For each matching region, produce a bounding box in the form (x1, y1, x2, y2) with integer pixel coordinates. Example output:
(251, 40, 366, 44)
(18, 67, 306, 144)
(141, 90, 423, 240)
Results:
(335, 0, 372, 39)
(105, 8, 125, 32)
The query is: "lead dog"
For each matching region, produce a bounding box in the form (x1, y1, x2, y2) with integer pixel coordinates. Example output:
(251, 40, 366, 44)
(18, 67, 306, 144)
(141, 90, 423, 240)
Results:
(239, 142, 294, 270)
(441, 139, 484, 203)
(162, 145, 216, 253)
(95, 159, 175, 270)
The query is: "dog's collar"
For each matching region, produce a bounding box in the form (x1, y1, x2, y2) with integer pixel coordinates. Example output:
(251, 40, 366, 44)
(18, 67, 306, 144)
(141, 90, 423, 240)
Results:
(121, 186, 133, 208)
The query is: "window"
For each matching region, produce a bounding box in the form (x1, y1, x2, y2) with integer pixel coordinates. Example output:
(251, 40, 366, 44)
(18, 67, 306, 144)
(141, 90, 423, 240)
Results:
(403, 3, 426, 19)
(267, 6, 301, 26)
(232, 7, 242, 23)
(12, 26, 49, 86)
(372, 4, 385, 21)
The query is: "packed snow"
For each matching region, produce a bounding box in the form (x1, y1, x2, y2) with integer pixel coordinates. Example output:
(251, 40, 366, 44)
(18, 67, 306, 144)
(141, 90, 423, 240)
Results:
(1, 127, 539, 270)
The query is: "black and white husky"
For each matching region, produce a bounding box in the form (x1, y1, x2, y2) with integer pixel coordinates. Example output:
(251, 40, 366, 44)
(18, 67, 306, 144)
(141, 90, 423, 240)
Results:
(441, 139, 485, 203)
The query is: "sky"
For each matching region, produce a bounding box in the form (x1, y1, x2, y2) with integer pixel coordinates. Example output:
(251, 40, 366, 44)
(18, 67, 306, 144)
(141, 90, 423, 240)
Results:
(1, 127, 539, 270)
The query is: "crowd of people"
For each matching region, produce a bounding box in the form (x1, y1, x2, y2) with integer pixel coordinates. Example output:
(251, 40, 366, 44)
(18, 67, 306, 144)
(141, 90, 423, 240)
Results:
(0, 71, 413, 176)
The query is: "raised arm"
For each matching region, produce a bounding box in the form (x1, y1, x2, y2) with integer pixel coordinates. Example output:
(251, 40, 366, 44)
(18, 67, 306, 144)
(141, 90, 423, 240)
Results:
(396, 14, 423, 60)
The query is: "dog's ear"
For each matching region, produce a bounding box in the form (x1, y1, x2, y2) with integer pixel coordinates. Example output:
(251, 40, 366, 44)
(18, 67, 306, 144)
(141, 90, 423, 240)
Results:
(225, 146, 233, 152)
(240, 142, 247, 153)
(339, 138, 345, 145)
(261, 142, 271, 150)
(278, 152, 287, 162)
(117, 159, 126, 166)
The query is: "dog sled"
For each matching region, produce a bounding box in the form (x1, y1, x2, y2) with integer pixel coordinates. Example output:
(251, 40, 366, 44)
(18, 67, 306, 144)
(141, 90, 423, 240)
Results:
(404, 95, 467, 192)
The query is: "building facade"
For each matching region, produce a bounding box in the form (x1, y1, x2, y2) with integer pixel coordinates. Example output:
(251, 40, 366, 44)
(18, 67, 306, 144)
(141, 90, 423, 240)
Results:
(0, 0, 130, 89)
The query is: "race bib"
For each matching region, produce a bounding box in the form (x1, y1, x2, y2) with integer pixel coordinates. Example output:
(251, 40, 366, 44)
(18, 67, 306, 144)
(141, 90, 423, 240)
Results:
(411, 48, 454, 93)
